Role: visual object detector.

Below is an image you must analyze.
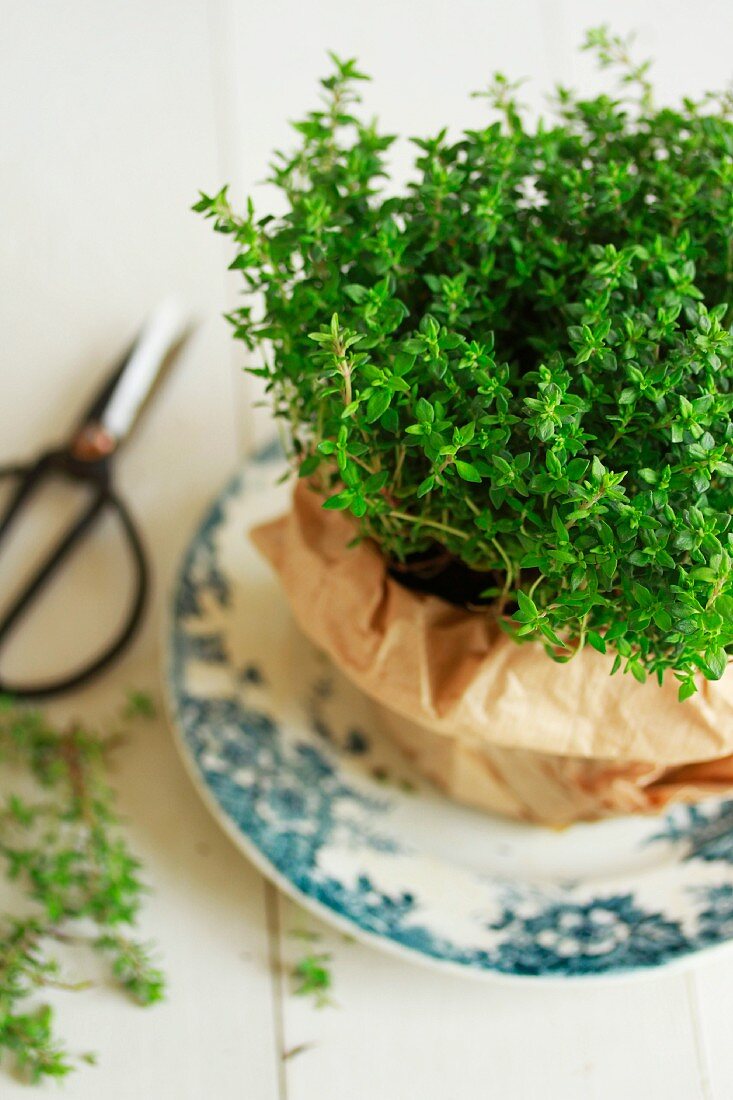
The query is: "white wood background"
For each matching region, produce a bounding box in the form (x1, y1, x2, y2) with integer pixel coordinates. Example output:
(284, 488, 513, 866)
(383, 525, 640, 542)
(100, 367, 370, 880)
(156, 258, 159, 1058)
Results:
(1, 2, 733, 1096)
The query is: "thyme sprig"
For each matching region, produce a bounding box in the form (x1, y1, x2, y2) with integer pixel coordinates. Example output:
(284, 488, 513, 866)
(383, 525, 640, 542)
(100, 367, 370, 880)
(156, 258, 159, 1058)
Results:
(0, 698, 163, 1084)
(291, 952, 333, 1008)
(197, 28, 733, 699)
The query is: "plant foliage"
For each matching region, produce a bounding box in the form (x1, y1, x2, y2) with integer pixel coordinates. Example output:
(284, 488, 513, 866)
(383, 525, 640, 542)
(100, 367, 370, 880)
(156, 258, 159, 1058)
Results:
(196, 29, 733, 698)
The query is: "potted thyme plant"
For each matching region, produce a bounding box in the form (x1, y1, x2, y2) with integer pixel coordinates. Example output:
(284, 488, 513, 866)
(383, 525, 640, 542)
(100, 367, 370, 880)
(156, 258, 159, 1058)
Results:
(196, 29, 733, 823)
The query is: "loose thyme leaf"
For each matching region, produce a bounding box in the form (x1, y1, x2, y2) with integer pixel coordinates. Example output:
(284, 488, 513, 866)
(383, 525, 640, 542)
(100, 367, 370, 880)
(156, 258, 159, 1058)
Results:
(291, 952, 333, 1007)
(123, 689, 157, 720)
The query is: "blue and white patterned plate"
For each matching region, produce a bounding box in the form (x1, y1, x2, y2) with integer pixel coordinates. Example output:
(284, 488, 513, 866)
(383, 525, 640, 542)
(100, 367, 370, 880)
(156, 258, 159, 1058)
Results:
(165, 455, 733, 981)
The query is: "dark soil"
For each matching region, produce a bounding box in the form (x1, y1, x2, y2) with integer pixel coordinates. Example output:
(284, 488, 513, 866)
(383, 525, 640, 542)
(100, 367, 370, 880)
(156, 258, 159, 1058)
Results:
(387, 548, 498, 608)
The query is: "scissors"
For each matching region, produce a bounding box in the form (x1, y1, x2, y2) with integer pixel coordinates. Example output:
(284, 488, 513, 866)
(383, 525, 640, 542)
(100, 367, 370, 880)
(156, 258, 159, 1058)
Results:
(0, 300, 190, 699)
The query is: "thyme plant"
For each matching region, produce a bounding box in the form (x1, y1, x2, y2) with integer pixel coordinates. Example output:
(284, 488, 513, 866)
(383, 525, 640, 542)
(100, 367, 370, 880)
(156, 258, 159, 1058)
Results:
(197, 28, 733, 698)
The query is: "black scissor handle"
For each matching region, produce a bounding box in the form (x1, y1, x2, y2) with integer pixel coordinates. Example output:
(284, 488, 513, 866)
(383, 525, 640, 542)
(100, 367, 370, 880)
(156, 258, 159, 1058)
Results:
(0, 461, 149, 699)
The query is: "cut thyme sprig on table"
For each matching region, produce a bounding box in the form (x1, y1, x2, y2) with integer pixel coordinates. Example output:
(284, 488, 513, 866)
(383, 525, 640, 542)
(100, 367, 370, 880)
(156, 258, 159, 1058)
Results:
(291, 952, 333, 1008)
(197, 27, 733, 699)
(0, 698, 163, 1084)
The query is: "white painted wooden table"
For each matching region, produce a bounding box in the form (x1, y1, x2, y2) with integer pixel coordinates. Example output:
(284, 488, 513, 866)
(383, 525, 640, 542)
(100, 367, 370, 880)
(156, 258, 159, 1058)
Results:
(2, 2, 732, 1096)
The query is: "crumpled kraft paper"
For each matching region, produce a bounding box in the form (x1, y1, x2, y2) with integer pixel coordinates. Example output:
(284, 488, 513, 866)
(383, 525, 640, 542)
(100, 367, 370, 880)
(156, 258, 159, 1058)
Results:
(251, 480, 733, 823)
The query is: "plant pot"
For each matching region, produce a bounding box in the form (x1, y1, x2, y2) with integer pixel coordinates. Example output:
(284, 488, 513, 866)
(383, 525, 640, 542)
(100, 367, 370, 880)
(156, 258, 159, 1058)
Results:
(252, 481, 733, 825)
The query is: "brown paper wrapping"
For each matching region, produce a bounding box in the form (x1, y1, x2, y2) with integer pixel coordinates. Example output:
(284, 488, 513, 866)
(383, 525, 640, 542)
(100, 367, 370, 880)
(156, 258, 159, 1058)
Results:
(252, 481, 733, 824)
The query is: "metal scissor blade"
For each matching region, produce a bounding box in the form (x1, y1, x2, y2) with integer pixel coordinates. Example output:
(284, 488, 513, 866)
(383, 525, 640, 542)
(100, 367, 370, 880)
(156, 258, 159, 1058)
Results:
(68, 298, 191, 453)
(98, 298, 190, 446)
(74, 348, 134, 431)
